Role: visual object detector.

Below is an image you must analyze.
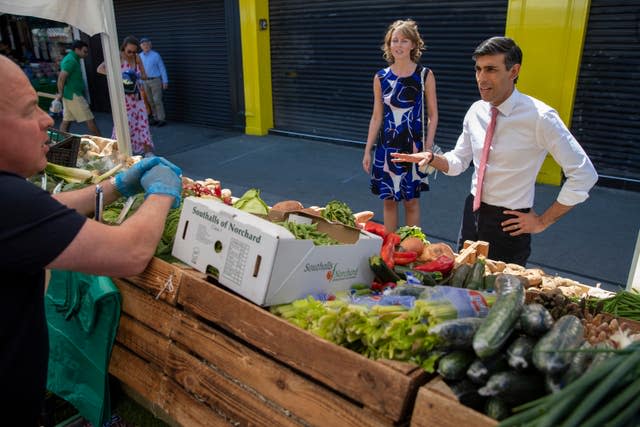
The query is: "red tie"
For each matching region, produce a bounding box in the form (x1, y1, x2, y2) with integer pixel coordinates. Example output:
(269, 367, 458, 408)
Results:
(473, 106, 499, 211)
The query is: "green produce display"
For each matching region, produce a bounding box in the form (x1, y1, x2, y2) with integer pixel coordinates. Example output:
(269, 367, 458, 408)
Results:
(321, 200, 356, 227)
(232, 188, 269, 215)
(279, 221, 339, 245)
(271, 296, 458, 372)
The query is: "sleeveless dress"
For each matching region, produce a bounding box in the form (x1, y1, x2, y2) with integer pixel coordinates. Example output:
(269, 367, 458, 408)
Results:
(370, 64, 429, 201)
(112, 58, 154, 155)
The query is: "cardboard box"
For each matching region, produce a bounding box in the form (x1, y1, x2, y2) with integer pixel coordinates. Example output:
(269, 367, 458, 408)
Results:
(172, 197, 382, 306)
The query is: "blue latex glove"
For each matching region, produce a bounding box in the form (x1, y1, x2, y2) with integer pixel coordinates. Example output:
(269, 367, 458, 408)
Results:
(114, 157, 181, 197)
(140, 164, 183, 209)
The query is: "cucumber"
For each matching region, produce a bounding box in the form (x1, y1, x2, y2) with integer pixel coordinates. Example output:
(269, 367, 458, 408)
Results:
(429, 317, 484, 350)
(437, 351, 476, 381)
(562, 341, 593, 385)
(519, 303, 554, 337)
(586, 341, 615, 372)
(506, 335, 537, 370)
(532, 314, 585, 375)
(447, 379, 486, 412)
(393, 265, 438, 286)
(483, 274, 497, 291)
(545, 374, 564, 394)
(478, 371, 546, 405)
(464, 258, 486, 290)
(369, 255, 401, 284)
(473, 275, 525, 358)
(466, 354, 510, 385)
(450, 264, 471, 288)
(485, 397, 510, 421)
(495, 274, 529, 296)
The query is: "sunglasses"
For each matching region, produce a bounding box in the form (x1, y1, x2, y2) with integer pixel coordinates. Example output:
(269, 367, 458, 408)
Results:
(125, 49, 137, 54)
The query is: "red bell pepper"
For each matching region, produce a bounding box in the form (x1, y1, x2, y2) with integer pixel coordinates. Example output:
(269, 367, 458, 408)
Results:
(414, 254, 455, 275)
(364, 221, 387, 238)
(381, 232, 401, 269)
(393, 250, 417, 265)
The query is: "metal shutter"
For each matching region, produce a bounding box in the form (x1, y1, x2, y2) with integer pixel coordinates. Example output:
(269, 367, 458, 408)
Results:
(571, 1, 640, 186)
(113, 0, 242, 129)
(269, 0, 507, 147)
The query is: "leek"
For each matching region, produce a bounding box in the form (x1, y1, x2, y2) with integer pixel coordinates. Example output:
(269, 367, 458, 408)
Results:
(45, 162, 93, 183)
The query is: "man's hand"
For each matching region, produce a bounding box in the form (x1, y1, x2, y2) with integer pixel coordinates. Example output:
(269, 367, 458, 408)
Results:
(391, 151, 432, 169)
(141, 164, 183, 208)
(114, 157, 181, 197)
(501, 210, 546, 236)
(503, 202, 573, 236)
(163, 83, 168, 90)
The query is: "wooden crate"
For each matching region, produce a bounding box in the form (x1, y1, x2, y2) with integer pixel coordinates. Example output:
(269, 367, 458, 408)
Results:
(410, 377, 497, 427)
(111, 262, 430, 426)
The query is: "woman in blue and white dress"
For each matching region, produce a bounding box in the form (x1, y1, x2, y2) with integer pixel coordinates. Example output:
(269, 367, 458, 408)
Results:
(363, 19, 439, 233)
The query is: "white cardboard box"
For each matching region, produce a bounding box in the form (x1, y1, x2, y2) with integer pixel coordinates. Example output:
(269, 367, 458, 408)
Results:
(172, 197, 383, 306)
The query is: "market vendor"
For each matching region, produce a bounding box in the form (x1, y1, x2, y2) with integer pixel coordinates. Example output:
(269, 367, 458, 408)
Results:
(0, 54, 183, 425)
(391, 36, 597, 266)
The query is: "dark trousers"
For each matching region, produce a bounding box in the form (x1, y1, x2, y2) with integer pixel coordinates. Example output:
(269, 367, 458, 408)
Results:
(457, 194, 532, 266)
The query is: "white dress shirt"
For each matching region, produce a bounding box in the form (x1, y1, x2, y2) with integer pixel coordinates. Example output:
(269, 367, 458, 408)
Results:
(443, 89, 598, 210)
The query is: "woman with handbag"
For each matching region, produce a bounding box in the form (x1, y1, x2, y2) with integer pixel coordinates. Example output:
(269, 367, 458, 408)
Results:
(362, 19, 439, 233)
(97, 36, 155, 156)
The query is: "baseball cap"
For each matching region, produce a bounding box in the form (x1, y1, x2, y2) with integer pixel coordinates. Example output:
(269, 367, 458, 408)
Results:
(140, 37, 151, 43)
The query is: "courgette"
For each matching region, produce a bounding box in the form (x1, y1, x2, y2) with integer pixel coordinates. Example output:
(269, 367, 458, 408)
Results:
(473, 275, 525, 358)
(450, 264, 472, 288)
(429, 317, 484, 350)
(532, 314, 585, 375)
(466, 354, 509, 385)
(495, 274, 529, 296)
(369, 255, 401, 284)
(478, 371, 546, 405)
(464, 258, 486, 290)
(483, 274, 498, 291)
(485, 397, 510, 421)
(506, 335, 537, 371)
(519, 303, 554, 337)
(437, 351, 476, 381)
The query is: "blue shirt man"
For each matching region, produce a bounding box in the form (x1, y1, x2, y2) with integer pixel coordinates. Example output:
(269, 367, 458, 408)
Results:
(140, 37, 168, 125)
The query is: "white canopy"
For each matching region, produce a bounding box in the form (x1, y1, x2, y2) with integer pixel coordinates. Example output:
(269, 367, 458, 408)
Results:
(0, 0, 132, 155)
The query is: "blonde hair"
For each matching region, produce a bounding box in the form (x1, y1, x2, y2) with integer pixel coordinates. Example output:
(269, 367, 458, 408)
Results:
(381, 19, 425, 64)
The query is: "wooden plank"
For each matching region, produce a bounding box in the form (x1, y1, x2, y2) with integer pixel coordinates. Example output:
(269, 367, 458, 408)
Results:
(178, 272, 428, 422)
(167, 343, 301, 427)
(110, 344, 230, 427)
(113, 278, 183, 337)
(172, 313, 392, 427)
(123, 257, 188, 305)
(410, 377, 497, 427)
(116, 314, 171, 369)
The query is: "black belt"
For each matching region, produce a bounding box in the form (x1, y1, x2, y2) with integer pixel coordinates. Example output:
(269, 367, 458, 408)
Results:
(147, 77, 160, 80)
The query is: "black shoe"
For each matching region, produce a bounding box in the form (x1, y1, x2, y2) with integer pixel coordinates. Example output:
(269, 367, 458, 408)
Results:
(149, 118, 159, 126)
(156, 120, 166, 127)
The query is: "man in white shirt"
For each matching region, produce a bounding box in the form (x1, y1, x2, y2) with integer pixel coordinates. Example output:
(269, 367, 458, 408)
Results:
(391, 36, 597, 265)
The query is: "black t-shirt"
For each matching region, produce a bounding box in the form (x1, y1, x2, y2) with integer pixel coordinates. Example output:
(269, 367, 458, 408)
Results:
(0, 171, 86, 423)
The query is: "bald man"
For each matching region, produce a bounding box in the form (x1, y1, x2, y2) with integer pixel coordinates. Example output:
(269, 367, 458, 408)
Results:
(0, 55, 182, 423)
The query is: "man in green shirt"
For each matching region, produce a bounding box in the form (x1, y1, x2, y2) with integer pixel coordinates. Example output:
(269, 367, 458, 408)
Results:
(55, 40, 101, 136)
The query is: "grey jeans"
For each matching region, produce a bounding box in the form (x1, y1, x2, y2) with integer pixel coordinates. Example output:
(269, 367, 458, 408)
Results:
(143, 78, 165, 121)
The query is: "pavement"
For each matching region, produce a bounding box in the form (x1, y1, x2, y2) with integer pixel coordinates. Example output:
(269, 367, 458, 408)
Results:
(65, 112, 640, 292)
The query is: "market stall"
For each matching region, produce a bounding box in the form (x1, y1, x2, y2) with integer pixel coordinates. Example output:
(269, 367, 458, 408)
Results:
(0, 0, 132, 155)
(29, 148, 640, 425)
